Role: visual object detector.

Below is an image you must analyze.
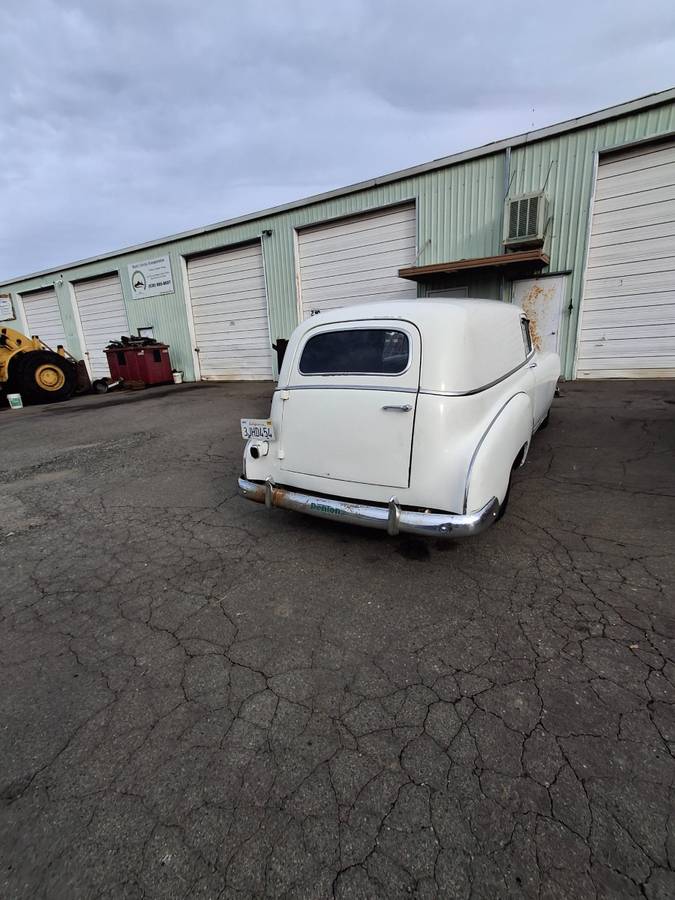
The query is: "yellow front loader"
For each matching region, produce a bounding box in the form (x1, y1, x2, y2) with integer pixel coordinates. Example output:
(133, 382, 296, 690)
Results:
(0, 326, 83, 404)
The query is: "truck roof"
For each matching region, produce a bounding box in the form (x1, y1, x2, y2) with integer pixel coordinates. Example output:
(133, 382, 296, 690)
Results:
(284, 298, 531, 394)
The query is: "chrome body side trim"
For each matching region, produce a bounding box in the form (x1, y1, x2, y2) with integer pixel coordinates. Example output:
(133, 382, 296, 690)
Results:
(276, 351, 536, 398)
(421, 353, 535, 398)
(276, 384, 418, 394)
(238, 477, 499, 539)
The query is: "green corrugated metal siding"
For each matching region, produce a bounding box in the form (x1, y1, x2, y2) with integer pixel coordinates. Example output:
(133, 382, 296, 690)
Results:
(2, 98, 674, 381)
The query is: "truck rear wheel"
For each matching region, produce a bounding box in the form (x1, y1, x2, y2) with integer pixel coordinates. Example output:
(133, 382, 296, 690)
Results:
(496, 443, 527, 523)
(495, 477, 511, 522)
(8, 350, 77, 404)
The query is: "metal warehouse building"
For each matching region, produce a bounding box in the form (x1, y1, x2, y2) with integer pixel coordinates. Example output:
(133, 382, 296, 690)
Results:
(2, 88, 675, 382)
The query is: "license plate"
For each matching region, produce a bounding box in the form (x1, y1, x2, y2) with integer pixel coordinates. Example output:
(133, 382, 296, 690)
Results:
(240, 418, 275, 441)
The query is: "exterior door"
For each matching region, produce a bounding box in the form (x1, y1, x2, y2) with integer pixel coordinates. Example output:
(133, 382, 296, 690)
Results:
(186, 242, 273, 380)
(512, 275, 566, 355)
(21, 287, 69, 352)
(73, 274, 129, 378)
(280, 320, 421, 489)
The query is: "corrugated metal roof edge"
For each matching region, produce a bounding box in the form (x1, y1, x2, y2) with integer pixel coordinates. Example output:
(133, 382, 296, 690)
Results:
(4, 85, 675, 287)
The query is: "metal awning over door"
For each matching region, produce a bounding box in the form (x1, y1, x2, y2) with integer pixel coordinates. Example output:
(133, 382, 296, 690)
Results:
(186, 242, 273, 380)
(21, 287, 69, 352)
(296, 204, 417, 318)
(577, 138, 675, 378)
(73, 274, 129, 378)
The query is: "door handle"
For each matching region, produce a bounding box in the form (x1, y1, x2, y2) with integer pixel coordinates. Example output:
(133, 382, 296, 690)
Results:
(382, 404, 412, 412)
(529, 362, 538, 368)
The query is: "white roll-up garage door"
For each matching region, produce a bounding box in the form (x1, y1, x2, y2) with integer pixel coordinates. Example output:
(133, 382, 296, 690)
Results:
(73, 274, 129, 378)
(577, 139, 675, 378)
(187, 242, 273, 380)
(297, 204, 417, 318)
(21, 287, 69, 352)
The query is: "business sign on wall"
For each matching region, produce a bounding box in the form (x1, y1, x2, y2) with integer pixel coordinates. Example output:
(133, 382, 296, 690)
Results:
(0, 294, 15, 320)
(127, 255, 174, 299)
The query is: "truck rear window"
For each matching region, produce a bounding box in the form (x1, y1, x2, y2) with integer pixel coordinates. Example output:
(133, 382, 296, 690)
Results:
(299, 329, 409, 375)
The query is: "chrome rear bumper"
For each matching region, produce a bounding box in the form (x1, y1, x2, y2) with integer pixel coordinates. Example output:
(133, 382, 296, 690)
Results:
(238, 477, 499, 539)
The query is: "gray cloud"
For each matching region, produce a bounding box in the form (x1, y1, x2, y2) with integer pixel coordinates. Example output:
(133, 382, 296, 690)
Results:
(1, 0, 674, 280)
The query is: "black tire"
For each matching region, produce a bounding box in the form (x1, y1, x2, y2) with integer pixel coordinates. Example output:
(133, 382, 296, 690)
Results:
(538, 411, 550, 430)
(496, 444, 526, 523)
(8, 350, 77, 404)
(495, 476, 511, 522)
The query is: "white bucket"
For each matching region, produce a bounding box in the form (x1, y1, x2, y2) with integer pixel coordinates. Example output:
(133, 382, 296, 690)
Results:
(172, 371, 183, 384)
(7, 393, 23, 410)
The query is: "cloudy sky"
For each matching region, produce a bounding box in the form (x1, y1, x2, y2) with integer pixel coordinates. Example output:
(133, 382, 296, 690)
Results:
(1, 0, 674, 281)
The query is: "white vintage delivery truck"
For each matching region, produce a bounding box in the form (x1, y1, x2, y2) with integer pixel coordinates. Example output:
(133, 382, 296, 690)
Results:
(239, 298, 559, 539)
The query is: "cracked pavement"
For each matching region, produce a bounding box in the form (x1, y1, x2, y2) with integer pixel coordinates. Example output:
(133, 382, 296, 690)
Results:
(1, 379, 674, 899)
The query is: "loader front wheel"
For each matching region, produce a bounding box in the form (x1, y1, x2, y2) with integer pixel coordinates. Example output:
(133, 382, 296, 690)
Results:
(8, 350, 77, 404)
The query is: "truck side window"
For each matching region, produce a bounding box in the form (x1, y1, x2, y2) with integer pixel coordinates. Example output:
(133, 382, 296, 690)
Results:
(521, 318, 533, 356)
(299, 329, 409, 375)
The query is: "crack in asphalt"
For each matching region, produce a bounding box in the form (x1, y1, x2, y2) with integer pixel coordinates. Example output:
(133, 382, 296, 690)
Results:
(0, 381, 674, 899)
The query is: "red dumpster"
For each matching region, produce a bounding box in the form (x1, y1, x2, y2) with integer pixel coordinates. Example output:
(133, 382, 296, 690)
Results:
(105, 344, 173, 385)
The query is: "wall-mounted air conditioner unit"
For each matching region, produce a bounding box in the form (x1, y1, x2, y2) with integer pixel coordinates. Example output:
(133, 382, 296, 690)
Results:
(503, 192, 548, 248)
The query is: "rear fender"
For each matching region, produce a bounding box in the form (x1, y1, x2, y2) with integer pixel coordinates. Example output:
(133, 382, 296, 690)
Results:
(464, 392, 533, 512)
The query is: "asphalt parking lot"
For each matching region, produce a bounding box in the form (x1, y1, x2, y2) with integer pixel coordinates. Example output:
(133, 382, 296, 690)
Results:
(1, 379, 674, 899)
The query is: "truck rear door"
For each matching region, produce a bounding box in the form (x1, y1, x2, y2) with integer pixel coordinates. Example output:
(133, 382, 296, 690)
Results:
(279, 320, 421, 489)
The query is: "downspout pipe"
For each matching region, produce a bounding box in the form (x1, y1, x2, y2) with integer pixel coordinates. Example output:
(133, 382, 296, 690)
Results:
(500, 147, 512, 301)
